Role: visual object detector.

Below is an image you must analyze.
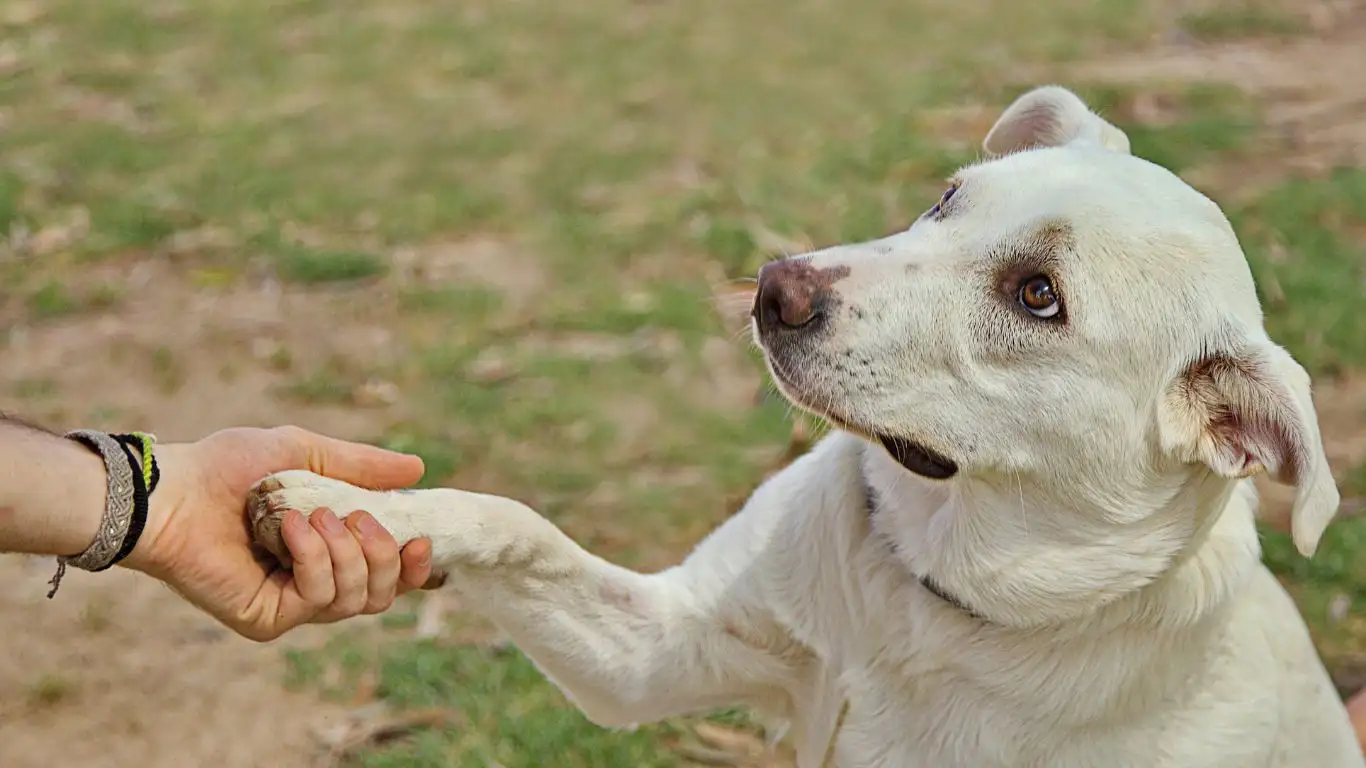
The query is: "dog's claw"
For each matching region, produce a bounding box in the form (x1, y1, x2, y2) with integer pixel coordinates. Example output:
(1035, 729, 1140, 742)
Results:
(247, 475, 294, 569)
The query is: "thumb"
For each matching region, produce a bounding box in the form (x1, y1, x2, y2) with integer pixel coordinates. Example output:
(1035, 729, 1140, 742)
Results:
(273, 426, 425, 490)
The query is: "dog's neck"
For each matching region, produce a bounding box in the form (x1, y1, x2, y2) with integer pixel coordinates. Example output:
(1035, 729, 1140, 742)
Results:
(859, 441, 1262, 630)
(863, 480, 988, 620)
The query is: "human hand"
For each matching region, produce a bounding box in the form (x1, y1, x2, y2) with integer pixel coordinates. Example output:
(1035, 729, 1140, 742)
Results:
(124, 425, 434, 641)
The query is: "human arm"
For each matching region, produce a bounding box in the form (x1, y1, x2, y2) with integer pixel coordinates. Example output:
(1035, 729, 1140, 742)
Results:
(0, 417, 437, 641)
(0, 416, 115, 559)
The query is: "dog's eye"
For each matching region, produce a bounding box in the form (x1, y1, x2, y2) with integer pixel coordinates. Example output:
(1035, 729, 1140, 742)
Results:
(927, 183, 959, 218)
(1018, 275, 1061, 319)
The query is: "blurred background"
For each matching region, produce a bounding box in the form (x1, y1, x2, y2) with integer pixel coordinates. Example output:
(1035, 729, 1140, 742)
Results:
(1, 0, 1364, 766)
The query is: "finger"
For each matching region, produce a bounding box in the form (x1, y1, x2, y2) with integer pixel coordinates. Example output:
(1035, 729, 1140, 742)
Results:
(396, 538, 435, 593)
(312, 508, 370, 619)
(280, 509, 336, 609)
(274, 425, 425, 489)
(347, 512, 403, 614)
(234, 510, 334, 641)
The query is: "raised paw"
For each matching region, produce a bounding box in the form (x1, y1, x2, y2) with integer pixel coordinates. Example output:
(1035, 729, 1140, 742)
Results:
(249, 472, 557, 581)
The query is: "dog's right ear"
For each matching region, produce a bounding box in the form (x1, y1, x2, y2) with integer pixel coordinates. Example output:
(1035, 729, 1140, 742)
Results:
(983, 85, 1131, 157)
(1159, 338, 1340, 557)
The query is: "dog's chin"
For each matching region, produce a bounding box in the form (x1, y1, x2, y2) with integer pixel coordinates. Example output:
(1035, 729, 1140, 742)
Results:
(764, 358, 960, 480)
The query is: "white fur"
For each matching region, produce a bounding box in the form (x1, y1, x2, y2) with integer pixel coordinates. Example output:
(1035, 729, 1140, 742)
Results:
(250, 86, 1362, 767)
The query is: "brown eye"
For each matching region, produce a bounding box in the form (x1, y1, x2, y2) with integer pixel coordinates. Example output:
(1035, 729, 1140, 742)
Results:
(1018, 275, 1061, 319)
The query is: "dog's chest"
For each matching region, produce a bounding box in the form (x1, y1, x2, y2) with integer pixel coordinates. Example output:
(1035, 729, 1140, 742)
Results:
(811, 644, 1275, 768)
(783, 558, 1272, 768)
(809, 634, 1080, 767)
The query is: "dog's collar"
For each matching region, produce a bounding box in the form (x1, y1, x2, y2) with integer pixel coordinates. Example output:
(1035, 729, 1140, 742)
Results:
(862, 476, 987, 622)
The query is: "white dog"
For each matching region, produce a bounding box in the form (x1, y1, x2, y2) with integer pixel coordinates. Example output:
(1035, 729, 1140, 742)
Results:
(248, 86, 1364, 767)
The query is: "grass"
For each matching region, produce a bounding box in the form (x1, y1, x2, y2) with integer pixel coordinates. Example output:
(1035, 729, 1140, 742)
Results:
(1180, 2, 1307, 40)
(268, 237, 391, 285)
(284, 628, 769, 768)
(1234, 167, 1366, 374)
(351, 641, 682, 768)
(4, 0, 1364, 765)
(25, 281, 78, 319)
(23, 279, 122, 320)
(26, 674, 75, 709)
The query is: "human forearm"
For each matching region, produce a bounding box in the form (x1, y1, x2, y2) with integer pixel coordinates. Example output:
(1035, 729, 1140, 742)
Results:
(0, 417, 433, 639)
(0, 416, 109, 558)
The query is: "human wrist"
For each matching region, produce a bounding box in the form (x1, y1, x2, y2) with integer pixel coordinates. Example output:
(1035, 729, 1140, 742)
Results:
(120, 442, 189, 577)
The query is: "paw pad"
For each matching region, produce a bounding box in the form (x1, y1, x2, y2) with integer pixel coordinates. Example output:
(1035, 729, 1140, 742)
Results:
(247, 475, 294, 569)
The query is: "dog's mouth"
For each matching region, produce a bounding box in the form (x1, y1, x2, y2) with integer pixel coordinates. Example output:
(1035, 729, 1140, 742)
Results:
(763, 351, 960, 480)
(877, 435, 959, 480)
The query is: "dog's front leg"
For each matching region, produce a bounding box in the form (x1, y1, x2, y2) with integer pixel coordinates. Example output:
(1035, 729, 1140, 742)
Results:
(248, 470, 805, 728)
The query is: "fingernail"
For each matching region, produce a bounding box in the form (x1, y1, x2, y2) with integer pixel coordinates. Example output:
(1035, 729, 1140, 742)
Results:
(315, 509, 346, 534)
(286, 510, 309, 533)
(354, 513, 383, 539)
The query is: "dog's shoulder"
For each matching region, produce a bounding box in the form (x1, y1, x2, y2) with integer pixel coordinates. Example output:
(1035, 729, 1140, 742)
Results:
(686, 432, 881, 648)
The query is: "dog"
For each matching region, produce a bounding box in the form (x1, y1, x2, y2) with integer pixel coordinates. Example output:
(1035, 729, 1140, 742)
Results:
(247, 85, 1364, 767)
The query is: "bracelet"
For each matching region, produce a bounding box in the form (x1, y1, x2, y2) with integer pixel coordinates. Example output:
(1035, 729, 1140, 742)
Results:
(104, 433, 160, 569)
(46, 430, 159, 598)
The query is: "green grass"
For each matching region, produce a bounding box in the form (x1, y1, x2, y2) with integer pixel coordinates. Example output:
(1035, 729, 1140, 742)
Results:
(280, 370, 355, 405)
(23, 279, 123, 321)
(4, 0, 1363, 764)
(362, 642, 680, 768)
(398, 286, 503, 319)
(1234, 167, 1366, 373)
(26, 281, 79, 319)
(1180, 3, 1307, 40)
(284, 630, 770, 768)
(273, 243, 390, 285)
(26, 674, 76, 709)
(1264, 518, 1366, 610)
(1121, 87, 1260, 173)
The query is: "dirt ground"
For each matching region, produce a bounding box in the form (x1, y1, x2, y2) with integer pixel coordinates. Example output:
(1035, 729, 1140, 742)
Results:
(3, 15, 1366, 768)
(0, 559, 358, 768)
(0, 269, 413, 767)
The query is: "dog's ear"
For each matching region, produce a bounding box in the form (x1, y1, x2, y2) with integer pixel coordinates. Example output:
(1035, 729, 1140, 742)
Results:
(1160, 339, 1339, 556)
(984, 85, 1131, 157)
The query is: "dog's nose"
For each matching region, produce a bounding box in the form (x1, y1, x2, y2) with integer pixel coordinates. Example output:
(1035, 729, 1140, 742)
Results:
(755, 259, 830, 331)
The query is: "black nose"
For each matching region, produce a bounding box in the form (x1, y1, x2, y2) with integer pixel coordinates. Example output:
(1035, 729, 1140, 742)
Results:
(754, 259, 833, 331)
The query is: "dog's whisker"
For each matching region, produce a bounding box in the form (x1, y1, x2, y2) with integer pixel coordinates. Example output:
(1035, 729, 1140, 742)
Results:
(1014, 470, 1029, 541)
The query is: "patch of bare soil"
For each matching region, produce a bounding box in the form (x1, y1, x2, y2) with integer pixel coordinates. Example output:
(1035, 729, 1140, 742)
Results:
(392, 234, 549, 322)
(0, 558, 354, 768)
(3, 259, 414, 440)
(0, 257, 419, 768)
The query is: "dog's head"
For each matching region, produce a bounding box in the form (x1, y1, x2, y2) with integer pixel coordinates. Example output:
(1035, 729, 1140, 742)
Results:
(753, 85, 1338, 561)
